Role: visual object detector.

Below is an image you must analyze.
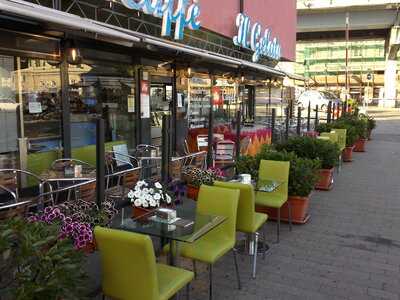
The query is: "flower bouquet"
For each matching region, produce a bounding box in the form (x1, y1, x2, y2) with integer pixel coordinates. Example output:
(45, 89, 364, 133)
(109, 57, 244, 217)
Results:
(128, 180, 173, 218)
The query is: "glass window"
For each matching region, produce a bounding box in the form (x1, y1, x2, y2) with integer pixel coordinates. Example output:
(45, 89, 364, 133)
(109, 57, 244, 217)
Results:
(68, 60, 136, 152)
(0, 55, 62, 170)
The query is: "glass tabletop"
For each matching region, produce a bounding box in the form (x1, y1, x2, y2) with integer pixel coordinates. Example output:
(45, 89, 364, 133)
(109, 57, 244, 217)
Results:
(256, 179, 283, 193)
(41, 169, 96, 181)
(109, 205, 226, 243)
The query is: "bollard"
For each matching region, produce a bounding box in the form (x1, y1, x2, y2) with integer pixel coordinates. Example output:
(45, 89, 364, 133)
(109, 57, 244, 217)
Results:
(285, 107, 289, 141)
(161, 115, 170, 185)
(235, 110, 241, 160)
(296, 107, 302, 136)
(307, 101, 311, 132)
(315, 105, 319, 128)
(271, 108, 276, 144)
(327, 101, 332, 123)
(96, 118, 105, 208)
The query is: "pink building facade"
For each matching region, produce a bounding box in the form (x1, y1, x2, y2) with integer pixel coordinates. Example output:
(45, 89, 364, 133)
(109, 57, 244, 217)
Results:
(200, 0, 297, 61)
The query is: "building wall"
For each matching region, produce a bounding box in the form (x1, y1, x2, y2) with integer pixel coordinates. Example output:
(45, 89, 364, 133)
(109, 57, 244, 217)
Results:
(200, 0, 297, 61)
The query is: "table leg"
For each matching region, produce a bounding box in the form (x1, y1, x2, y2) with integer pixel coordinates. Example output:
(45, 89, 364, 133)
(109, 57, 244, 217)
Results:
(168, 240, 180, 267)
(236, 233, 270, 256)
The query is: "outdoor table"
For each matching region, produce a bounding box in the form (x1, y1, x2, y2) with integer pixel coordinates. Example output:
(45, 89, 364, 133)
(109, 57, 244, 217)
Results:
(41, 169, 96, 182)
(109, 202, 226, 267)
(40, 168, 96, 202)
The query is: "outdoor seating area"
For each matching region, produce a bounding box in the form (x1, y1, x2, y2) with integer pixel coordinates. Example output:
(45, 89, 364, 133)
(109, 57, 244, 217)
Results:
(0, 106, 380, 300)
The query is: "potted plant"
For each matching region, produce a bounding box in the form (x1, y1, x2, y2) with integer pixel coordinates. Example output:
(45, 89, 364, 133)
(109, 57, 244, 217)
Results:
(276, 136, 340, 190)
(366, 115, 376, 140)
(127, 179, 172, 218)
(181, 167, 220, 200)
(0, 217, 88, 299)
(253, 147, 320, 224)
(314, 139, 340, 190)
(353, 116, 368, 152)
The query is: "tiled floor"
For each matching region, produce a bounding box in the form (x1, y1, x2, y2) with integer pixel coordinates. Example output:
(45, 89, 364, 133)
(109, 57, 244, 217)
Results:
(88, 108, 400, 300)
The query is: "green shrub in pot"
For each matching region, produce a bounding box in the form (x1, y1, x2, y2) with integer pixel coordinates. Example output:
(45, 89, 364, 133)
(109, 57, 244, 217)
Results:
(236, 155, 259, 179)
(242, 146, 320, 197)
(276, 136, 340, 169)
(289, 156, 321, 197)
(315, 123, 333, 134)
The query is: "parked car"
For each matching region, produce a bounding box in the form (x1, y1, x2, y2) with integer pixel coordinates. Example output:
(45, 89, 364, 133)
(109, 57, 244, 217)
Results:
(297, 90, 341, 111)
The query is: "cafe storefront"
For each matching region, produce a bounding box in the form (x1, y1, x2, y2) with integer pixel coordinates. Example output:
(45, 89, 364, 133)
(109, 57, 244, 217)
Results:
(0, 0, 296, 175)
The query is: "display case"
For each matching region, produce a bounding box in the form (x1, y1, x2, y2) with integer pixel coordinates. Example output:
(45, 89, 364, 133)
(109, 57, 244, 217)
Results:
(188, 77, 211, 129)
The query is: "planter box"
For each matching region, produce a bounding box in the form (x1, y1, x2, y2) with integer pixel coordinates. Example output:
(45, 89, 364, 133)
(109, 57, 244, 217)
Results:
(256, 195, 311, 224)
(186, 185, 199, 200)
(342, 146, 354, 162)
(132, 206, 153, 219)
(315, 168, 334, 191)
(354, 138, 367, 152)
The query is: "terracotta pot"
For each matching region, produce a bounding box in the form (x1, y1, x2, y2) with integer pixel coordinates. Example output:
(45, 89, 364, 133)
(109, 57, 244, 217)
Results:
(82, 240, 96, 254)
(342, 146, 354, 162)
(186, 185, 199, 201)
(354, 138, 367, 152)
(132, 206, 153, 219)
(256, 195, 311, 224)
(315, 168, 334, 190)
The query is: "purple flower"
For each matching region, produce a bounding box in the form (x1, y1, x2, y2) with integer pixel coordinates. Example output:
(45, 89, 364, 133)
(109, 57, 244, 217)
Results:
(27, 215, 38, 223)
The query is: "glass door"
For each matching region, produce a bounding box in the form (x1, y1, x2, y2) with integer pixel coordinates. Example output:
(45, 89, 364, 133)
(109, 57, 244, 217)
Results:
(150, 83, 172, 146)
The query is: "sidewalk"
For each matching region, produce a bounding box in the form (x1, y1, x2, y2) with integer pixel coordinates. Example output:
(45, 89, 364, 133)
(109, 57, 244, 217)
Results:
(190, 110, 400, 300)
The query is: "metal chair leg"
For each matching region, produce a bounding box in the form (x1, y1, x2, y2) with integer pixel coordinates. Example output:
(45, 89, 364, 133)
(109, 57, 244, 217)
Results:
(186, 283, 190, 300)
(262, 225, 267, 260)
(233, 249, 242, 290)
(192, 260, 197, 279)
(209, 264, 213, 300)
(288, 201, 293, 231)
(277, 208, 280, 243)
(252, 232, 259, 279)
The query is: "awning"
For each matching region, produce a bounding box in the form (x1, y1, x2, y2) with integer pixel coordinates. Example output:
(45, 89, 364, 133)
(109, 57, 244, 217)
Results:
(0, 0, 140, 44)
(0, 0, 285, 78)
(284, 72, 308, 82)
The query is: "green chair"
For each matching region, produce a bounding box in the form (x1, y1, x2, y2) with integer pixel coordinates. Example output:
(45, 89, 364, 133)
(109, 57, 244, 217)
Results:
(94, 226, 194, 300)
(168, 185, 240, 300)
(214, 181, 268, 279)
(331, 128, 347, 172)
(320, 132, 339, 144)
(331, 128, 347, 152)
(255, 160, 291, 243)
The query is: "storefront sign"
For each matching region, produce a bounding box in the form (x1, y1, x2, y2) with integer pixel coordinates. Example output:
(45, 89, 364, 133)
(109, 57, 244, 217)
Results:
(140, 80, 150, 118)
(28, 102, 42, 114)
(120, 0, 201, 40)
(233, 13, 281, 63)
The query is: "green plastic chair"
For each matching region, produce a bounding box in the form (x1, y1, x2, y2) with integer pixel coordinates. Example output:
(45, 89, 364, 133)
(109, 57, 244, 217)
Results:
(320, 132, 339, 144)
(171, 184, 241, 300)
(331, 128, 347, 172)
(214, 181, 268, 279)
(255, 160, 291, 243)
(94, 226, 194, 300)
(331, 129, 347, 152)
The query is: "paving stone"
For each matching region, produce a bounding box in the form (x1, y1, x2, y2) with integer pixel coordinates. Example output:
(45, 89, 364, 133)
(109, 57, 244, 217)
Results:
(87, 110, 400, 300)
